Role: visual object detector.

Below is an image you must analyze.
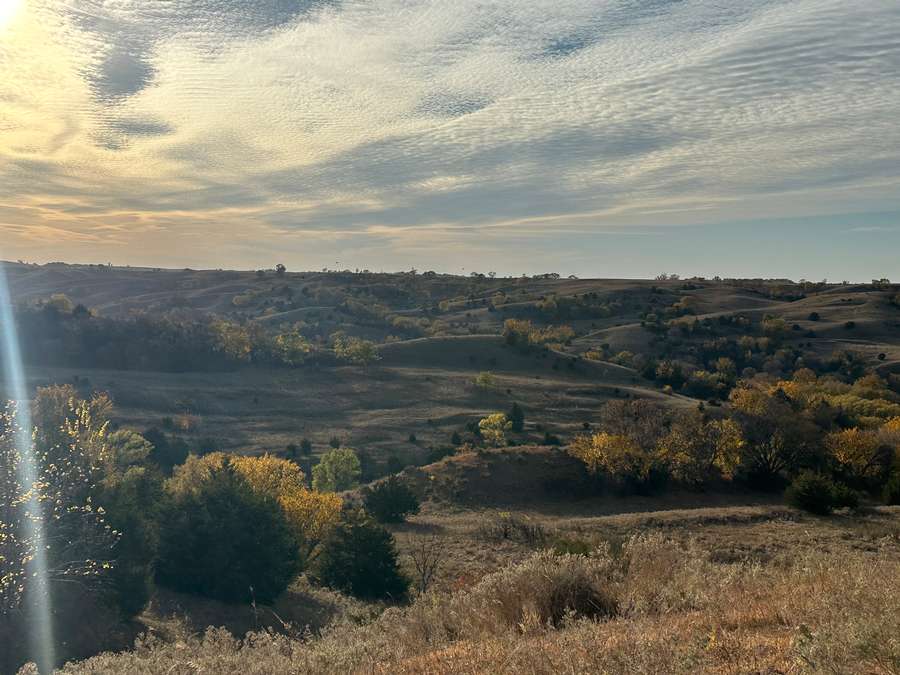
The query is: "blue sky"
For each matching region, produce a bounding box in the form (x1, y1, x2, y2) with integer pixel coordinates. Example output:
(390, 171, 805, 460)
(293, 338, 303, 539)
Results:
(0, 0, 898, 279)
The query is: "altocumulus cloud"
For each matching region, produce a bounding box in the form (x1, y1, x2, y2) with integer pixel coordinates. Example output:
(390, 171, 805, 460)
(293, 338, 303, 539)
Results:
(0, 0, 899, 273)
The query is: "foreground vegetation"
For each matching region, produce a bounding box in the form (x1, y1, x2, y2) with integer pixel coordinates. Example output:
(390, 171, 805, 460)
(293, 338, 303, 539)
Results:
(54, 528, 900, 674)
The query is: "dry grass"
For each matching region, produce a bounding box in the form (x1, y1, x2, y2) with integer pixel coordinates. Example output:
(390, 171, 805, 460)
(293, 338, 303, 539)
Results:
(55, 519, 900, 675)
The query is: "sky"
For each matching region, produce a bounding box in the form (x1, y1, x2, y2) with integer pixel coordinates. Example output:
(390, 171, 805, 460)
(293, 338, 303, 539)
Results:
(0, 0, 898, 280)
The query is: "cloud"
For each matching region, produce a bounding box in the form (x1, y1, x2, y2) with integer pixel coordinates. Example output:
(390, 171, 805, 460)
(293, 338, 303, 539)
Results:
(0, 0, 899, 275)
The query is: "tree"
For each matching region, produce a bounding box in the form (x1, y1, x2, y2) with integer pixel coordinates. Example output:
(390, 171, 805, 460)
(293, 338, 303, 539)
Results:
(45, 293, 75, 314)
(310, 509, 408, 600)
(729, 385, 819, 485)
(97, 465, 164, 618)
(332, 334, 380, 366)
(173, 453, 342, 566)
(277, 487, 342, 565)
(786, 471, 857, 515)
(363, 477, 420, 523)
(569, 432, 661, 485)
(157, 460, 299, 604)
(230, 453, 307, 497)
(275, 263, 286, 276)
(143, 427, 189, 471)
(1, 402, 119, 616)
(408, 535, 444, 594)
(210, 320, 254, 362)
(312, 447, 362, 492)
(825, 428, 891, 485)
(509, 402, 525, 433)
(479, 413, 512, 447)
(1, 393, 154, 671)
(270, 330, 312, 366)
(657, 413, 744, 485)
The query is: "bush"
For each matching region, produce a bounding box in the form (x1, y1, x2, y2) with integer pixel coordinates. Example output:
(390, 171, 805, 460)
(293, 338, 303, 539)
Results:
(156, 462, 300, 603)
(509, 402, 525, 432)
(363, 477, 420, 523)
(786, 471, 857, 515)
(310, 509, 408, 600)
(552, 537, 593, 556)
(479, 413, 512, 447)
(98, 466, 165, 618)
(883, 473, 900, 505)
(312, 447, 362, 492)
(476, 512, 549, 547)
(457, 550, 617, 629)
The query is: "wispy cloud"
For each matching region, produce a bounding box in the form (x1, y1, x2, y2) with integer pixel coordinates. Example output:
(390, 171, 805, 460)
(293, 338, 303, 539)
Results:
(0, 0, 899, 275)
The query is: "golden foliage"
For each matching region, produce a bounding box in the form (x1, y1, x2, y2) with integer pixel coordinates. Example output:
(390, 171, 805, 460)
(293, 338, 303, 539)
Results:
(658, 416, 744, 484)
(271, 330, 313, 366)
(332, 334, 380, 366)
(502, 319, 575, 347)
(231, 453, 307, 497)
(569, 432, 656, 480)
(279, 489, 342, 557)
(824, 428, 885, 480)
(479, 413, 512, 447)
(1, 401, 118, 614)
(168, 453, 342, 557)
(210, 320, 254, 361)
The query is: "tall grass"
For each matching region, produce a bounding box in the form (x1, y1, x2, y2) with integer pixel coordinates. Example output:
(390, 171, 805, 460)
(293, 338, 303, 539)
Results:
(56, 533, 900, 674)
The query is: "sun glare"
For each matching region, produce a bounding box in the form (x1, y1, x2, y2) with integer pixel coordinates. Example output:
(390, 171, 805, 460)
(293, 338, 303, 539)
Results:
(0, 0, 23, 28)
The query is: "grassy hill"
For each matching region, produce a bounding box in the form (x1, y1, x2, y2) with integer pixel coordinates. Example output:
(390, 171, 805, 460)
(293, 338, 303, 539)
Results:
(3, 263, 898, 467)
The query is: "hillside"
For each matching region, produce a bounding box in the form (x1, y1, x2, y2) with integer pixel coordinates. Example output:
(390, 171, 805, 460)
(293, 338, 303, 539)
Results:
(2, 262, 898, 466)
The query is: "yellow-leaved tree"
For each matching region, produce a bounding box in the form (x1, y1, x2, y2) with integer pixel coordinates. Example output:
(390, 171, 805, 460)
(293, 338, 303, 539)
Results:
(825, 428, 889, 483)
(657, 414, 744, 485)
(479, 413, 512, 447)
(569, 432, 659, 483)
(171, 453, 342, 564)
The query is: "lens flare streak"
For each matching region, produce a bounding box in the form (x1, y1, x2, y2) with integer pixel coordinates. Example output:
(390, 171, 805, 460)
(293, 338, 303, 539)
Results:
(0, 263, 56, 672)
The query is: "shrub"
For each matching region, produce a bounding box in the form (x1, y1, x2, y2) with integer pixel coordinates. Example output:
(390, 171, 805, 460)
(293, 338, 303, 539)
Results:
(157, 461, 300, 603)
(98, 466, 164, 618)
(883, 473, 900, 505)
(786, 471, 856, 515)
(552, 537, 593, 556)
(474, 371, 496, 388)
(831, 482, 859, 510)
(312, 447, 362, 492)
(508, 402, 525, 432)
(310, 509, 408, 600)
(363, 477, 420, 523)
(479, 413, 512, 447)
(543, 431, 562, 446)
(332, 334, 380, 366)
(476, 512, 549, 547)
(457, 550, 618, 629)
